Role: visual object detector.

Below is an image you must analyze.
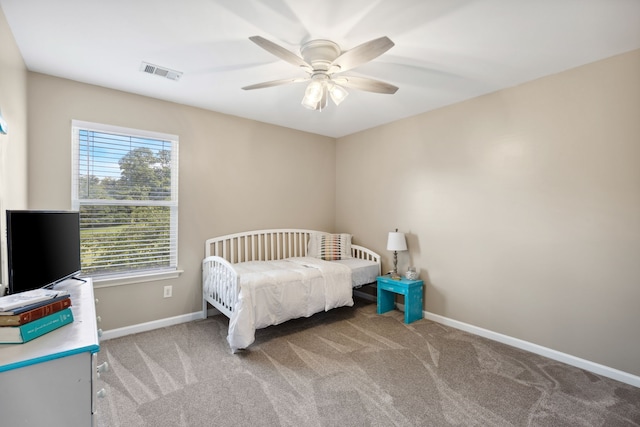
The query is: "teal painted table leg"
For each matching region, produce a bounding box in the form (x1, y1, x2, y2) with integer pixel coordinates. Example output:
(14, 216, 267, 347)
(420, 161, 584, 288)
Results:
(377, 287, 395, 314)
(405, 286, 423, 324)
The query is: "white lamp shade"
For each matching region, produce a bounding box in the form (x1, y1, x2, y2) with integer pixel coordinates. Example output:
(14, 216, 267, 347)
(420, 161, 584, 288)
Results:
(387, 232, 407, 251)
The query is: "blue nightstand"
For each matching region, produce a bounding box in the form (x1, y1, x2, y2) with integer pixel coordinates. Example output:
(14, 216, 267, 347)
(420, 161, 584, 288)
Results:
(377, 275, 424, 324)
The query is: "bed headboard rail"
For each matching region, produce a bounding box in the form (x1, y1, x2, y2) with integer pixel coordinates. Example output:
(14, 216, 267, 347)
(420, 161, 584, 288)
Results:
(205, 229, 326, 263)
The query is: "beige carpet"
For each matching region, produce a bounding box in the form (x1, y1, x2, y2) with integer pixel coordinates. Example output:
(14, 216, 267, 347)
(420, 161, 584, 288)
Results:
(95, 298, 640, 426)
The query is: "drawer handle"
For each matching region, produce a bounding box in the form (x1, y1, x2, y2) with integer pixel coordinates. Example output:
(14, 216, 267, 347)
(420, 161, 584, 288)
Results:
(97, 361, 109, 377)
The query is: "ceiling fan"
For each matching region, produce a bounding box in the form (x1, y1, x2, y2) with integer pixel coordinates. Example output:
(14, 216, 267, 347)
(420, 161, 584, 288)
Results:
(242, 36, 399, 111)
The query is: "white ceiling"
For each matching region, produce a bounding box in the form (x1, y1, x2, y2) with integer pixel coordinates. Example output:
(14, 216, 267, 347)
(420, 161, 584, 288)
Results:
(1, 0, 639, 138)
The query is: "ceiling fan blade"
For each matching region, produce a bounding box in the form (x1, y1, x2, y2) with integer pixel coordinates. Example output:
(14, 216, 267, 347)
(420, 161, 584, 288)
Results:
(329, 36, 395, 74)
(242, 77, 308, 90)
(334, 76, 398, 94)
(249, 36, 312, 72)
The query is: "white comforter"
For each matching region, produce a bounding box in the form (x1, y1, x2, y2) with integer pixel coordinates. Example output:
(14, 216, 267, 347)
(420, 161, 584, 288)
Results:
(227, 257, 353, 352)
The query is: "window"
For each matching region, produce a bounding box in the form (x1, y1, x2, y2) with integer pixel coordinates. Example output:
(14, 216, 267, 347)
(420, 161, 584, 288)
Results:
(72, 120, 179, 283)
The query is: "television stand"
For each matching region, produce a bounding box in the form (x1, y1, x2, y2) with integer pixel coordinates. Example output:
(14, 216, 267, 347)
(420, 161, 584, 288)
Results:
(0, 278, 102, 426)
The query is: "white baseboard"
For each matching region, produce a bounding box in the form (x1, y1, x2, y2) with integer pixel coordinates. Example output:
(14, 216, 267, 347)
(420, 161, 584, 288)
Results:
(100, 311, 205, 341)
(421, 310, 640, 388)
(354, 289, 376, 302)
(353, 290, 639, 388)
(101, 293, 640, 388)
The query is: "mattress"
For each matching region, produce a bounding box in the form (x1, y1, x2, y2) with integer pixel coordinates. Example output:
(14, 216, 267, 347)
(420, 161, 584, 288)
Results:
(334, 258, 379, 287)
(228, 257, 353, 351)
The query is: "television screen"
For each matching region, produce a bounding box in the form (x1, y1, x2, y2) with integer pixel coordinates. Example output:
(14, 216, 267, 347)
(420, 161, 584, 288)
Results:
(6, 210, 81, 294)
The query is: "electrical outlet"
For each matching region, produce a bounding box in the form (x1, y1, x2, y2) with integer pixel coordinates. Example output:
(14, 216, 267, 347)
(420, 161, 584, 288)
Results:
(163, 285, 172, 298)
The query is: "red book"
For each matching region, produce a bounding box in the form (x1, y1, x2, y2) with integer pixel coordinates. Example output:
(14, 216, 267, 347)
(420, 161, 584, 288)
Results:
(0, 297, 72, 327)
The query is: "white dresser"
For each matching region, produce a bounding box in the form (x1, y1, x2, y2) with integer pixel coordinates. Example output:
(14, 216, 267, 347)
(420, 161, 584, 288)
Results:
(0, 278, 102, 426)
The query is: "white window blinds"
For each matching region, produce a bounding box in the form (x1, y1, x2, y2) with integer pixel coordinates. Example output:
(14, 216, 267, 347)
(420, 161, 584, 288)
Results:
(71, 120, 179, 279)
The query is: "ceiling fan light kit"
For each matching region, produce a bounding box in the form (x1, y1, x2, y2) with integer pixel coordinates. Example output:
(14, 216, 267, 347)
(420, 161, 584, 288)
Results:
(328, 82, 348, 105)
(301, 74, 349, 111)
(301, 78, 325, 109)
(243, 36, 398, 111)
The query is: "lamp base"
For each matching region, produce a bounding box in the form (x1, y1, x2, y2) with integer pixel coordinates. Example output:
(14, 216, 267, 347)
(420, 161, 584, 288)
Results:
(391, 250, 401, 280)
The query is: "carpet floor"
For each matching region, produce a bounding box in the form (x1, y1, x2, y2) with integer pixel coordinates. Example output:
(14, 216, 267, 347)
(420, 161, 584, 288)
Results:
(95, 298, 640, 426)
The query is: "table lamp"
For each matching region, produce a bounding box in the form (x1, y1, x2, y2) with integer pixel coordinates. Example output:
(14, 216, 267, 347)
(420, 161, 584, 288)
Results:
(387, 229, 407, 280)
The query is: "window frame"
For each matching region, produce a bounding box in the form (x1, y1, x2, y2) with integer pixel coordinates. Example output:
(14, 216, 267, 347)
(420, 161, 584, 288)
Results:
(71, 120, 181, 287)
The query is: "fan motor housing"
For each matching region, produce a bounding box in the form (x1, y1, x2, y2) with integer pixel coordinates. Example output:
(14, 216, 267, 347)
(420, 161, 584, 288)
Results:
(300, 40, 341, 71)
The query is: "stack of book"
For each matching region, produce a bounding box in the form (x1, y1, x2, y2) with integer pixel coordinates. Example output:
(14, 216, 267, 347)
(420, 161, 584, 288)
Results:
(0, 288, 74, 344)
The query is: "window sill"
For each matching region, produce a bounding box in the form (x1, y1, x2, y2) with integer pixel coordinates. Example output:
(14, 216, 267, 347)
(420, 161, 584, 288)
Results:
(91, 269, 184, 288)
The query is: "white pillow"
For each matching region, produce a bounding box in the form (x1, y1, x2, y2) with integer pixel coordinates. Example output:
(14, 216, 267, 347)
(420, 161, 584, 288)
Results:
(308, 233, 352, 260)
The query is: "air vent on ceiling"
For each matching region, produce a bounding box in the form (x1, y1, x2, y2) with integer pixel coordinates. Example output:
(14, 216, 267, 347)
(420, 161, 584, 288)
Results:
(140, 62, 183, 81)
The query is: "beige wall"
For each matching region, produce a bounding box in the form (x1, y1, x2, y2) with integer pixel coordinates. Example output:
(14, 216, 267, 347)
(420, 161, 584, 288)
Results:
(0, 7, 28, 290)
(5, 0, 639, 377)
(27, 73, 336, 331)
(336, 49, 640, 376)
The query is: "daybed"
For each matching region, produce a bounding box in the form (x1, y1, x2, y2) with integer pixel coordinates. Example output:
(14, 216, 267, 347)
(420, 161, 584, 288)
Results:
(202, 229, 380, 352)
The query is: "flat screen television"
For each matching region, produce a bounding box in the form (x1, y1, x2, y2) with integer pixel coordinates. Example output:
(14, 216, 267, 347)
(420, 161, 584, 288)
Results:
(6, 210, 81, 294)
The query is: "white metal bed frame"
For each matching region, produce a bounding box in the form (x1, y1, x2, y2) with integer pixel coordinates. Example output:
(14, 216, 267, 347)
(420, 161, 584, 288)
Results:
(202, 228, 380, 319)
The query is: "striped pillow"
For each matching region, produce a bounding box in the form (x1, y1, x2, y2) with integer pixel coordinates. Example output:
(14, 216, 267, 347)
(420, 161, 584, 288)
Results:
(308, 233, 352, 260)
